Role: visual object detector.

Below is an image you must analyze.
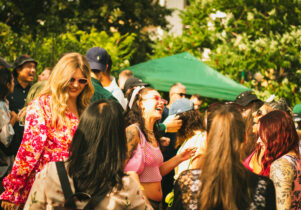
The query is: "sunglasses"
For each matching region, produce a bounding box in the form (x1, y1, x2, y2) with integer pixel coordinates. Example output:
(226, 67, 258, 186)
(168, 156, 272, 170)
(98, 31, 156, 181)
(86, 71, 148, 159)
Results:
(175, 93, 186, 97)
(69, 77, 88, 84)
(143, 95, 168, 105)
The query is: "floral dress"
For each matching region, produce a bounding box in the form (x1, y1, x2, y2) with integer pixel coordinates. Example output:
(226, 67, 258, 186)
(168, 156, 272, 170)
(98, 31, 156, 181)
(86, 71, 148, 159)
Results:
(0, 95, 79, 204)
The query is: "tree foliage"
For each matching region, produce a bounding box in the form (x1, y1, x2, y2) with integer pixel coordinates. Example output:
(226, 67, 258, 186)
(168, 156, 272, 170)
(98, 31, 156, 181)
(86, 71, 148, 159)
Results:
(0, 0, 172, 63)
(0, 23, 136, 77)
(152, 0, 301, 106)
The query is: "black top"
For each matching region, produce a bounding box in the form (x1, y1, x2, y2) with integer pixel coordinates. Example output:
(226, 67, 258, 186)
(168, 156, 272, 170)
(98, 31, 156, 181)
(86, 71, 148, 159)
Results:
(7, 79, 30, 113)
(6, 79, 31, 155)
(161, 106, 178, 210)
(170, 169, 276, 210)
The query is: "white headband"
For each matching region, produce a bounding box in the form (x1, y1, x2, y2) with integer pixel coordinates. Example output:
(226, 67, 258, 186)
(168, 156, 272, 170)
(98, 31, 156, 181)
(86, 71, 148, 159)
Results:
(129, 86, 145, 109)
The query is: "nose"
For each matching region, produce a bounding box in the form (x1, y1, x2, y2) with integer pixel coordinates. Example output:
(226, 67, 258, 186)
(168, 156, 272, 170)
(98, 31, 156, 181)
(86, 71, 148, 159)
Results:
(253, 115, 259, 124)
(72, 81, 79, 87)
(31, 67, 36, 74)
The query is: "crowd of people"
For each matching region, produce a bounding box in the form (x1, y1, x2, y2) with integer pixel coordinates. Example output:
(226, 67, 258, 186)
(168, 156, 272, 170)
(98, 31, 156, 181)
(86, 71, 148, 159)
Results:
(0, 48, 300, 210)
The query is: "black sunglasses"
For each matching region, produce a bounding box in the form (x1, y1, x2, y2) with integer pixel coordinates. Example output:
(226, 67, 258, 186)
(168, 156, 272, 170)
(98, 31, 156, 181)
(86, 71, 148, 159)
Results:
(175, 92, 186, 97)
(69, 78, 88, 84)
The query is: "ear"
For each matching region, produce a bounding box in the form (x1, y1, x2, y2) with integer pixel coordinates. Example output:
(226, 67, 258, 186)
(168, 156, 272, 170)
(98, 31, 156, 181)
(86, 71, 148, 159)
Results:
(137, 99, 145, 112)
(16, 67, 22, 75)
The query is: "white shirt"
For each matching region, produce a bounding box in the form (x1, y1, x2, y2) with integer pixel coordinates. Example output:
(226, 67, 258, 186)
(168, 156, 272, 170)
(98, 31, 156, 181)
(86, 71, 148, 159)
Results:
(174, 130, 207, 180)
(104, 77, 127, 110)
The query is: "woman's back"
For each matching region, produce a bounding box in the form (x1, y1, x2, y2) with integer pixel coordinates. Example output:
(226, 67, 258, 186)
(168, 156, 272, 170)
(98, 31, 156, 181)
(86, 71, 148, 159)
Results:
(24, 162, 151, 210)
(171, 169, 276, 210)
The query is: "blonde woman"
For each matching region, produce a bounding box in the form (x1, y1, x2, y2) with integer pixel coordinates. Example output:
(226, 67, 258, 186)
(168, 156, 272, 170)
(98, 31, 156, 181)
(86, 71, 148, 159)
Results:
(0, 53, 94, 209)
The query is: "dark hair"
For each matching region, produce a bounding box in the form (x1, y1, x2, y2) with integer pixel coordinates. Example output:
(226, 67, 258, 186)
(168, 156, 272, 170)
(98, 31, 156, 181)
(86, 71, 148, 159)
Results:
(12, 68, 18, 78)
(0, 68, 13, 100)
(124, 87, 161, 143)
(200, 105, 250, 210)
(176, 110, 204, 148)
(68, 99, 126, 200)
(258, 110, 299, 176)
(241, 100, 264, 160)
(107, 55, 112, 73)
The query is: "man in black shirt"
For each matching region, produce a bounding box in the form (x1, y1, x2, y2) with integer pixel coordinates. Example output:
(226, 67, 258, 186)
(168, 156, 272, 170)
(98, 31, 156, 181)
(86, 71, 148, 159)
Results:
(7, 55, 37, 155)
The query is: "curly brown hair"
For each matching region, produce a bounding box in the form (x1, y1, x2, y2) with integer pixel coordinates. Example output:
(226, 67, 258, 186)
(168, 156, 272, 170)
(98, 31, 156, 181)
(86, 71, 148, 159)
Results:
(124, 87, 161, 143)
(176, 110, 204, 148)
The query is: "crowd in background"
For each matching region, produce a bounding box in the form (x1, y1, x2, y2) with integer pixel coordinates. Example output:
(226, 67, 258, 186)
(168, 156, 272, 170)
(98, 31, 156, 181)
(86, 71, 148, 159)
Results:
(0, 48, 300, 210)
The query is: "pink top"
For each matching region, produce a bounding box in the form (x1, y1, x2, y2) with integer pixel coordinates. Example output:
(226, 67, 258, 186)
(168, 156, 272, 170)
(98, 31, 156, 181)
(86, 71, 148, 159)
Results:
(243, 151, 255, 172)
(133, 125, 163, 183)
(139, 139, 164, 183)
(0, 95, 78, 204)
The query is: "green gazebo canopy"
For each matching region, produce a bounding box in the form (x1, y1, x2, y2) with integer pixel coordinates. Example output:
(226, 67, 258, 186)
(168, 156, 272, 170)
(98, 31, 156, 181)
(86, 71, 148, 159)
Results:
(126, 52, 250, 101)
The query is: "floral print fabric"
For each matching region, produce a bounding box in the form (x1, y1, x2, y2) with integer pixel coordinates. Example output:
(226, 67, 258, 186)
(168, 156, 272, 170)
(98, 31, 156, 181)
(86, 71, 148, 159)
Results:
(170, 169, 276, 210)
(0, 95, 78, 204)
(24, 162, 153, 210)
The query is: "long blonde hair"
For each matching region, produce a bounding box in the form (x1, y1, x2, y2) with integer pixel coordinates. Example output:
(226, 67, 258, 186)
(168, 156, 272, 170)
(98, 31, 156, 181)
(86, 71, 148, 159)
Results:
(21, 53, 94, 128)
(199, 105, 250, 210)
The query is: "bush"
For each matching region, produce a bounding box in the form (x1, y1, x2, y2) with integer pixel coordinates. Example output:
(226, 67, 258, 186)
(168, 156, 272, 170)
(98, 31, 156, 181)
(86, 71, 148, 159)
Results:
(0, 23, 136, 77)
(151, 0, 301, 106)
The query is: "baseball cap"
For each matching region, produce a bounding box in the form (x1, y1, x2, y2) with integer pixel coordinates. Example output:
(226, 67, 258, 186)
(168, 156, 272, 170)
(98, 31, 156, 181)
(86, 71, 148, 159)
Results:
(123, 77, 148, 93)
(169, 98, 194, 115)
(234, 90, 261, 107)
(86, 47, 109, 72)
(0, 58, 12, 69)
(13, 55, 37, 69)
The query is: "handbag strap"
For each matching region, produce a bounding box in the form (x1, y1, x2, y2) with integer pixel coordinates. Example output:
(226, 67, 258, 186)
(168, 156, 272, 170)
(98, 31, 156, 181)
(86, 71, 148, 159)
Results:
(56, 161, 77, 209)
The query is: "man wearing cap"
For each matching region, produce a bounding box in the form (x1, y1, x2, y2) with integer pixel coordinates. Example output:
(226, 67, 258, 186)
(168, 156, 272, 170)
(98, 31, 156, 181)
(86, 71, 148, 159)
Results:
(86, 47, 118, 104)
(234, 90, 263, 117)
(99, 55, 127, 110)
(7, 55, 37, 155)
(123, 77, 148, 99)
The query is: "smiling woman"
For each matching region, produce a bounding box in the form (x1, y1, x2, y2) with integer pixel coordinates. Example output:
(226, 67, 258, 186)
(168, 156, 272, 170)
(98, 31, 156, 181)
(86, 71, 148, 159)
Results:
(0, 53, 94, 209)
(124, 87, 195, 209)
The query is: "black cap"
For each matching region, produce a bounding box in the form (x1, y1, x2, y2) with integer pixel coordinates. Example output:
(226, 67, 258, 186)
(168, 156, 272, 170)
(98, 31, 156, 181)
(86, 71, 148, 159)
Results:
(123, 77, 148, 93)
(13, 55, 37, 70)
(234, 90, 261, 107)
(0, 57, 12, 69)
(86, 47, 109, 72)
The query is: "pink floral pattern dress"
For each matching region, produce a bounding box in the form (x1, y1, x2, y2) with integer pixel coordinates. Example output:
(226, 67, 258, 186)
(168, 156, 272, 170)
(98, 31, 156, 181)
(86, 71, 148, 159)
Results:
(0, 95, 79, 204)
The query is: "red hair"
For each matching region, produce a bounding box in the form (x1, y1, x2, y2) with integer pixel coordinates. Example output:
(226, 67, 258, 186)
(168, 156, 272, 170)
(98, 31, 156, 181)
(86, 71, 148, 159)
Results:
(258, 110, 299, 176)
